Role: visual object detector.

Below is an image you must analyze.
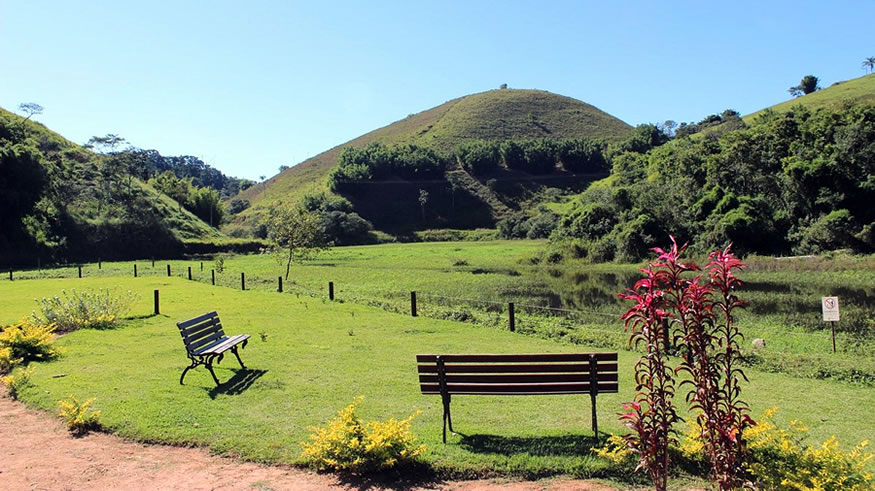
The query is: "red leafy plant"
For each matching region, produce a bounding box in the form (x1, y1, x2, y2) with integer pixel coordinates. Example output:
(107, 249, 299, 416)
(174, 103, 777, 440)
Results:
(618, 238, 754, 490)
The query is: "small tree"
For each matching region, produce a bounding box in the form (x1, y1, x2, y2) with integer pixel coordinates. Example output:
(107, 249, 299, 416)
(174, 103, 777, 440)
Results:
(264, 203, 330, 280)
(788, 75, 820, 97)
(18, 103, 43, 122)
(863, 56, 875, 74)
(418, 189, 429, 225)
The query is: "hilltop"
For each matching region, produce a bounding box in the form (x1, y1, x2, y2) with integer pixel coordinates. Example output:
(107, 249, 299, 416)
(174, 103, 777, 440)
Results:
(744, 72, 875, 122)
(0, 107, 223, 265)
(225, 89, 632, 235)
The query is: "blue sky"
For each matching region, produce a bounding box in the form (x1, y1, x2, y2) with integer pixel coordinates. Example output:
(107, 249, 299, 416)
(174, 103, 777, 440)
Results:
(2, 1, 873, 180)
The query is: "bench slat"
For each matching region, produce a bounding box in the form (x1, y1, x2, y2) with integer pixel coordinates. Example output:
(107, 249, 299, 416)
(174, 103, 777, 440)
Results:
(418, 372, 618, 384)
(420, 382, 619, 395)
(195, 334, 250, 356)
(416, 353, 617, 363)
(177, 311, 219, 330)
(188, 332, 225, 352)
(182, 323, 224, 345)
(417, 362, 618, 374)
(180, 317, 221, 338)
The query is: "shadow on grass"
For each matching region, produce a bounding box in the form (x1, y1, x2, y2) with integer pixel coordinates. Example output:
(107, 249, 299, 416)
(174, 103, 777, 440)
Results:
(207, 368, 267, 399)
(334, 462, 445, 490)
(457, 432, 600, 457)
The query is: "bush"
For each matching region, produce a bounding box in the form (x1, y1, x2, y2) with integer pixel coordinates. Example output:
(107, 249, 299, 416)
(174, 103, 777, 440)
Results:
(34, 288, 139, 331)
(300, 396, 425, 472)
(744, 408, 874, 490)
(1, 365, 34, 399)
(57, 395, 102, 435)
(457, 140, 500, 175)
(0, 319, 61, 373)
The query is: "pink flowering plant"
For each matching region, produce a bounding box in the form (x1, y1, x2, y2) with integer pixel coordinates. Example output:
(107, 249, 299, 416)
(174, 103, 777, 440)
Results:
(618, 238, 755, 490)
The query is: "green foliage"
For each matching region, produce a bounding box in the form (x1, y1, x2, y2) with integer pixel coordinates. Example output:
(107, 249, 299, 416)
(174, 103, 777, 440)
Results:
(557, 138, 608, 173)
(328, 142, 448, 190)
(1, 365, 34, 399)
(57, 395, 101, 435)
(227, 199, 250, 215)
(456, 140, 500, 175)
(0, 319, 62, 372)
(497, 209, 559, 239)
(300, 396, 425, 472)
(263, 202, 331, 280)
(33, 288, 139, 331)
(299, 191, 373, 245)
(789, 75, 821, 97)
(149, 170, 224, 227)
(556, 104, 875, 260)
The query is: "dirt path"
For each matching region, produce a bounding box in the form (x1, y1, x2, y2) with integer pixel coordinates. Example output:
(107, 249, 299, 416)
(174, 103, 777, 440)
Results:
(0, 393, 614, 490)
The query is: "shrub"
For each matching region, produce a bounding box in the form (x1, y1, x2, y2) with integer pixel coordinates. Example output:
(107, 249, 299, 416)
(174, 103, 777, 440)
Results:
(1, 365, 34, 399)
(744, 408, 874, 490)
(34, 288, 139, 331)
(58, 395, 101, 435)
(0, 319, 62, 372)
(300, 396, 425, 472)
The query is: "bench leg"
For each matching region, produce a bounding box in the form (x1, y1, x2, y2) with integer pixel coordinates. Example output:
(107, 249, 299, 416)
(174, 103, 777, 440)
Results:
(231, 345, 246, 369)
(180, 362, 196, 385)
(441, 393, 453, 443)
(590, 392, 599, 442)
(446, 394, 454, 433)
(205, 356, 221, 386)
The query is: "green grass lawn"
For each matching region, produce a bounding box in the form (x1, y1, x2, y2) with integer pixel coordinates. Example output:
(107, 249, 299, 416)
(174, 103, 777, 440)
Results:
(2, 275, 873, 481)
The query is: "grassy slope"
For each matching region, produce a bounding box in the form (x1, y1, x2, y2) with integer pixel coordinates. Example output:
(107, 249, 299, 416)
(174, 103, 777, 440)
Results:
(226, 90, 632, 230)
(0, 107, 221, 242)
(3, 275, 872, 481)
(744, 73, 875, 123)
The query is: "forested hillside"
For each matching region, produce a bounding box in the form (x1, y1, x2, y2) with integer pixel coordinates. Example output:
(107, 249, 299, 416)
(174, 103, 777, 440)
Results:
(554, 103, 875, 260)
(0, 108, 222, 265)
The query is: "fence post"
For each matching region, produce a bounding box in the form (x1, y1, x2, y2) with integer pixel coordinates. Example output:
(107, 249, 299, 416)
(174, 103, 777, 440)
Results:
(153, 289, 160, 315)
(329, 281, 334, 301)
(200, 261, 203, 271)
(188, 266, 192, 281)
(78, 266, 82, 278)
(831, 323, 837, 353)
(211, 269, 215, 285)
(508, 302, 515, 332)
(241, 272, 245, 291)
(278, 276, 283, 293)
(134, 264, 138, 277)
(8, 270, 12, 281)
(151, 258, 155, 267)
(167, 264, 171, 277)
(411, 291, 417, 317)
(98, 259, 101, 270)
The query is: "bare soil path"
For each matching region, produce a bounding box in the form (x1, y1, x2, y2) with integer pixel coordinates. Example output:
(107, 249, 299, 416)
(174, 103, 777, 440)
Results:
(0, 393, 615, 490)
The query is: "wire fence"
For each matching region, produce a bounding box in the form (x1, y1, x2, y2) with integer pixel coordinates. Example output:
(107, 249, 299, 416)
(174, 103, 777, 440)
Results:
(3, 260, 873, 359)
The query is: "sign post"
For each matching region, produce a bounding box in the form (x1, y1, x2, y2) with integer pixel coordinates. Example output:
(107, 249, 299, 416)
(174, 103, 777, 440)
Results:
(821, 296, 840, 353)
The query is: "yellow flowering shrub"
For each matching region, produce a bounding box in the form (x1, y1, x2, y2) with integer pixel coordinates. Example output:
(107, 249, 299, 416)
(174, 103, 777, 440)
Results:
(300, 396, 425, 472)
(1, 365, 34, 399)
(593, 434, 636, 465)
(744, 407, 874, 491)
(58, 395, 102, 435)
(0, 319, 62, 373)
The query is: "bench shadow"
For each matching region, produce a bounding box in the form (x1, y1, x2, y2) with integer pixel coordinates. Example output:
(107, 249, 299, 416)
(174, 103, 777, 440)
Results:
(456, 432, 600, 457)
(207, 368, 268, 399)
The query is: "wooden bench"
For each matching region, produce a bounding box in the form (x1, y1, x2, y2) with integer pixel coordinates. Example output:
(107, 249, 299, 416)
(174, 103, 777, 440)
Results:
(176, 311, 250, 386)
(416, 353, 619, 442)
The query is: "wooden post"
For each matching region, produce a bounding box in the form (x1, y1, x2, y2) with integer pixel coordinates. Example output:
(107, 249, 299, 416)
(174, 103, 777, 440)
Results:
(241, 272, 245, 291)
(78, 266, 82, 278)
(589, 354, 600, 441)
(98, 259, 101, 270)
(277, 276, 283, 293)
(134, 264, 138, 277)
(151, 258, 155, 267)
(411, 291, 417, 317)
(211, 269, 215, 285)
(167, 264, 171, 277)
(153, 289, 160, 315)
(329, 281, 334, 301)
(200, 261, 203, 271)
(508, 302, 515, 332)
(188, 266, 192, 280)
(8, 270, 12, 281)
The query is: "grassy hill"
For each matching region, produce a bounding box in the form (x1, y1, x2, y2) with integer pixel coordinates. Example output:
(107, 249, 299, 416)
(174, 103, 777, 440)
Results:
(744, 73, 875, 123)
(226, 89, 632, 235)
(0, 107, 222, 264)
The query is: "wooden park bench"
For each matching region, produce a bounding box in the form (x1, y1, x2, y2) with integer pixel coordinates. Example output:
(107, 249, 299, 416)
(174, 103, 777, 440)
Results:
(176, 311, 250, 386)
(416, 353, 619, 442)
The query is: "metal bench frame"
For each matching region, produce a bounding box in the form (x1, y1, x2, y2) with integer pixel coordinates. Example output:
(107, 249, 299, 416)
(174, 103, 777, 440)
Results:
(417, 353, 619, 443)
(176, 311, 250, 386)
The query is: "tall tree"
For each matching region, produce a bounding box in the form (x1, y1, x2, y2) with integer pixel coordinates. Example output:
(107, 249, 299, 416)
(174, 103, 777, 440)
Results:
(263, 202, 329, 280)
(18, 103, 43, 122)
(863, 56, 875, 74)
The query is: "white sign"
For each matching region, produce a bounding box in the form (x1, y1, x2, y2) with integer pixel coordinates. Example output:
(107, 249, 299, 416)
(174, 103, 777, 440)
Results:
(822, 296, 840, 322)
